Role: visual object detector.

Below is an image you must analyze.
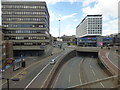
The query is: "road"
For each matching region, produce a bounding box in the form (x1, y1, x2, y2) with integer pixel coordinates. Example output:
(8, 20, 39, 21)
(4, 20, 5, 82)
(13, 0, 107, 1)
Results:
(53, 56, 115, 88)
(107, 48, 119, 68)
(54, 56, 83, 88)
(82, 57, 115, 88)
(2, 48, 71, 89)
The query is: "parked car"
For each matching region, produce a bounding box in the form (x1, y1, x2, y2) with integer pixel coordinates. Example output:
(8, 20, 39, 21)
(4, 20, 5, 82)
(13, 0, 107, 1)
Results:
(50, 59, 56, 65)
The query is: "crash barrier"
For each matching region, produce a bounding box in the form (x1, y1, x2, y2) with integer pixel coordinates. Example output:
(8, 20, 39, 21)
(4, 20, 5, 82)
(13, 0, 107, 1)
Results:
(66, 75, 119, 88)
(41, 50, 76, 88)
(98, 49, 120, 76)
(98, 49, 120, 86)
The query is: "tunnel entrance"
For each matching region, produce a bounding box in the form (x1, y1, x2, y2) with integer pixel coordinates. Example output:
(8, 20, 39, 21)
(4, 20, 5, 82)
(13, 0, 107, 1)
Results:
(76, 51, 98, 58)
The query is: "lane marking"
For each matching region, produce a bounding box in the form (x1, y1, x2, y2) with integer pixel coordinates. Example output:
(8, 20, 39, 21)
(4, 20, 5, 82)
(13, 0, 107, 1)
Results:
(92, 70, 95, 76)
(100, 82, 104, 88)
(106, 52, 120, 70)
(90, 65, 92, 69)
(79, 73, 82, 84)
(24, 63, 50, 89)
(51, 52, 75, 88)
(41, 52, 66, 88)
(69, 74, 71, 83)
(79, 58, 84, 84)
(1, 51, 64, 87)
(89, 59, 92, 65)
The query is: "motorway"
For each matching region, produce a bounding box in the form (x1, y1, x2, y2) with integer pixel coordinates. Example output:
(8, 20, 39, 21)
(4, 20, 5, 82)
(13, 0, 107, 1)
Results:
(107, 48, 119, 68)
(53, 55, 115, 88)
(2, 47, 71, 89)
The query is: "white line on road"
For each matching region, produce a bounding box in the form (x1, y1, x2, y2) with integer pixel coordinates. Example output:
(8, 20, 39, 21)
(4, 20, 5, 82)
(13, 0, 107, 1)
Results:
(92, 70, 95, 76)
(90, 65, 92, 69)
(100, 82, 104, 88)
(106, 52, 120, 70)
(79, 58, 84, 84)
(79, 73, 82, 84)
(89, 59, 92, 65)
(69, 74, 71, 83)
(24, 63, 50, 89)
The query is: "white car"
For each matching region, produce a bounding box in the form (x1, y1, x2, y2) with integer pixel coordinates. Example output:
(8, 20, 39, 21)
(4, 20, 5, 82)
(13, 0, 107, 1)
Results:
(50, 59, 56, 65)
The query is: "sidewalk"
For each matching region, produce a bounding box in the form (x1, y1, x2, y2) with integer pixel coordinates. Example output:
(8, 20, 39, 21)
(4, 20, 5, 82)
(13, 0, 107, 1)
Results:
(99, 47, 120, 75)
(2, 47, 62, 82)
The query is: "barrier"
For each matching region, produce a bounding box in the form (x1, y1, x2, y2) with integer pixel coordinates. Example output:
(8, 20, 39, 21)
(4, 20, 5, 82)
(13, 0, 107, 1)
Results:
(41, 50, 76, 88)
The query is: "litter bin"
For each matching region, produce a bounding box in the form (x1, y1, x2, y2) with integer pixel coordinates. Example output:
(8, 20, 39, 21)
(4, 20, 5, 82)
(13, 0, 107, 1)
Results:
(22, 61, 26, 67)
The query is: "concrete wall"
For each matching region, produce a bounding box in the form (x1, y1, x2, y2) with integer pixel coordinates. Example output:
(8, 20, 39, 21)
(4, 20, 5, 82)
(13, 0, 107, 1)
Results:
(42, 50, 76, 88)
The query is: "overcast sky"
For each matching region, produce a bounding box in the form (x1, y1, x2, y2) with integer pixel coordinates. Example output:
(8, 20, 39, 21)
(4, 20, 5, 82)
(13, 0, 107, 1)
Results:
(0, 0, 119, 37)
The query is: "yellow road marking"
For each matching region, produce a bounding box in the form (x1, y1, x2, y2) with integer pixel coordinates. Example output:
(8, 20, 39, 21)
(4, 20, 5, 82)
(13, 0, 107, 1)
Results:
(116, 52, 120, 58)
(1, 50, 63, 87)
(0, 56, 51, 87)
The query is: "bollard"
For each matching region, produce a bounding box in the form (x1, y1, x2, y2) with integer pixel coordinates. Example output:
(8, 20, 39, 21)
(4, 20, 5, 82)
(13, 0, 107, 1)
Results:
(22, 61, 26, 67)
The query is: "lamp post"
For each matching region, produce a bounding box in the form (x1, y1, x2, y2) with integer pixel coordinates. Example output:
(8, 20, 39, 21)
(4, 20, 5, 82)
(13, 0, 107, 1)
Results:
(2, 77, 19, 90)
(58, 20, 61, 37)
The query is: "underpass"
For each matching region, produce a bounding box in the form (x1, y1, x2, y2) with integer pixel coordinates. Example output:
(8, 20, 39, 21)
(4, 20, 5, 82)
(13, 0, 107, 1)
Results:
(53, 52, 115, 88)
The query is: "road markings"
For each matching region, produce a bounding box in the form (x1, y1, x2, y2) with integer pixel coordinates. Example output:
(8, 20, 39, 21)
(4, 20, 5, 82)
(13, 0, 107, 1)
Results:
(41, 52, 65, 88)
(69, 74, 71, 83)
(79, 73, 82, 84)
(100, 82, 104, 88)
(79, 58, 83, 84)
(0, 52, 61, 87)
(92, 70, 95, 76)
(90, 65, 92, 69)
(106, 52, 120, 70)
(1, 50, 64, 88)
(24, 63, 50, 89)
(89, 59, 92, 65)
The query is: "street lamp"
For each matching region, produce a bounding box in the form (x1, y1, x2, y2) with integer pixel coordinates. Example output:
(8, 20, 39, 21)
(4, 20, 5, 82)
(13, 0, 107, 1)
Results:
(2, 77, 19, 90)
(58, 20, 61, 37)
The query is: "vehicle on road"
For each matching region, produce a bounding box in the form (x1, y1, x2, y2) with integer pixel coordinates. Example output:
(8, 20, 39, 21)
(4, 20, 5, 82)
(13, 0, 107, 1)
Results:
(50, 59, 56, 65)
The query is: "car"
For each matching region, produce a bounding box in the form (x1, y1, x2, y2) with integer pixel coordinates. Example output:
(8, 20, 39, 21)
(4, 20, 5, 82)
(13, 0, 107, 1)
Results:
(1, 69, 5, 73)
(50, 59, 56, 65)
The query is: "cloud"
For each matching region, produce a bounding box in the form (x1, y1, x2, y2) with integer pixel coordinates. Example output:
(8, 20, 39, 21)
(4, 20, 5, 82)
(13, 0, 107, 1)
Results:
(73, 19, 78, 21)
(61, 24, 76, 36)
(82, 0, 96, 7)
(103, 19, 118, 36)
(50, 27, 59, 37)
(82, 0, 119, 21)
(2, 0, 82, 4)
(82, 0, 119, 36)
(58, 13, 77, 21)
(49, 11, 56, 22)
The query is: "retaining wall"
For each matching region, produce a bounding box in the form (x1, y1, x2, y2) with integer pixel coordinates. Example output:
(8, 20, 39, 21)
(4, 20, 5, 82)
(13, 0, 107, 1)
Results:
(42, 50, 76, 88)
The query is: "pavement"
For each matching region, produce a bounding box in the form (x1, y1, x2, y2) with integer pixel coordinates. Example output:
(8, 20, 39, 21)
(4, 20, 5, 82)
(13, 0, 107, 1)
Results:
(100, 46, 120, 75)
(1, 46, 64, 88)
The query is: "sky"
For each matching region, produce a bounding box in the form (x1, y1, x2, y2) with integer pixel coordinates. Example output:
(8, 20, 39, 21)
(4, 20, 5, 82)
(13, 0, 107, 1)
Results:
(0, 0, 119, 37)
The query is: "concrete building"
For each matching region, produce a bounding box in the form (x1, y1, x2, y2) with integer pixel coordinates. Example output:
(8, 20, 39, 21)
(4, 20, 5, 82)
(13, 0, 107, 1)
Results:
(109, 33, 120, 46)
(76, 15, 113, 47)
(77, 36, 113, 47)
(61, 35, 76, 45)
(76, 15, 102, 38)
(1, 26, 13, 67)
(2, 1, 50, 56)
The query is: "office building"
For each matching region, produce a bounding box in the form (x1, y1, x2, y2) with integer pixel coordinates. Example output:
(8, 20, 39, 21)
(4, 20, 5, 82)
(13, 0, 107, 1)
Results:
(77, 36, 113, 47)
(76, 15, 102, 38)
(2, 1, 50, 56)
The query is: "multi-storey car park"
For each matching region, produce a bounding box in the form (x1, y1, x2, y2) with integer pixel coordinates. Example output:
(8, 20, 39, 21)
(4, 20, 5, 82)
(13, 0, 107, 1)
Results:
(2, 1, 50, 56)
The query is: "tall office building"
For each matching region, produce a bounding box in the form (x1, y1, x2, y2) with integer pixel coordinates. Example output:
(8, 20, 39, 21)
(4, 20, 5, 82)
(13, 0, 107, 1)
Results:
(2, 1, 50, 56)
(76, 15, 102, 38)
